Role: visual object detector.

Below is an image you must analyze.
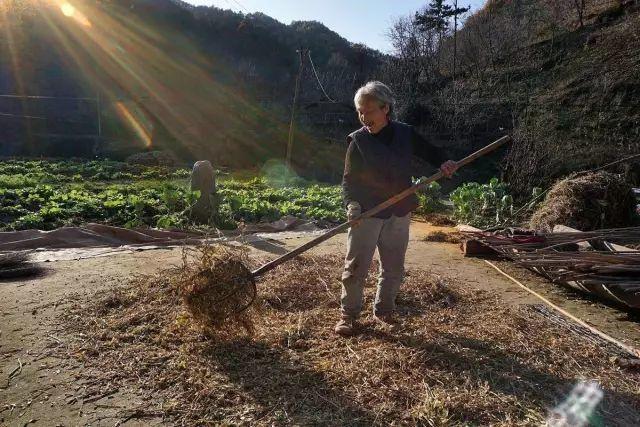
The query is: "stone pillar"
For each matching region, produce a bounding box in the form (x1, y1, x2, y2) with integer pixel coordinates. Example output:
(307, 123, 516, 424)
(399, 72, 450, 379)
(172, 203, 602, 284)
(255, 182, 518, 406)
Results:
(189, 160, 218, 224)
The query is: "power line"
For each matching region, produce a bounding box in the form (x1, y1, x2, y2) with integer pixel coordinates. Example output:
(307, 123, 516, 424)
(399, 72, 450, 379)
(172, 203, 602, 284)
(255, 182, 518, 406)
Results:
(0, 111, 94, 124)
(230, 0, 249, 12)
(0, 112, 47, 120)
(222, 0, 249, 13)
(585, 153, 640, 175)
(307, 50, 336, 103)
(0, 94, 97, 101)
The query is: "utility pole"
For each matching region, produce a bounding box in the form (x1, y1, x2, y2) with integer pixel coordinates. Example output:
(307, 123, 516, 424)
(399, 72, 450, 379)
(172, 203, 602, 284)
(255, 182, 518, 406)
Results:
(286, 47, 306, 170)
(93, 90, 102, 157)
(453, 0, 458, 82)
(97, 90, 102, 138)
(450, 1, 470, 144)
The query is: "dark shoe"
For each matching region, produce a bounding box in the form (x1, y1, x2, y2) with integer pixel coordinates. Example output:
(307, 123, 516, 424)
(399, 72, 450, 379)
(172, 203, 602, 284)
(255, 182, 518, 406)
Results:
(373, 313, 398, 328)
(334, 317, 356, 336)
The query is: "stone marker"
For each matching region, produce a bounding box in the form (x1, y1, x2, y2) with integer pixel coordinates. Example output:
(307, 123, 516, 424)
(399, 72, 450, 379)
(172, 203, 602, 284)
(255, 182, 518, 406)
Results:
(189, 160, 218, 224)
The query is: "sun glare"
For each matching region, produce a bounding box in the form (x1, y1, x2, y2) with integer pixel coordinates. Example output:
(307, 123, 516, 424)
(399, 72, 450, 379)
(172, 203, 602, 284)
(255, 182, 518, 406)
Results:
(59, 1, 91, 27)
(115, 102, 153, 148)
(60, 2, 74, 17)
(37, 0, 279, 159)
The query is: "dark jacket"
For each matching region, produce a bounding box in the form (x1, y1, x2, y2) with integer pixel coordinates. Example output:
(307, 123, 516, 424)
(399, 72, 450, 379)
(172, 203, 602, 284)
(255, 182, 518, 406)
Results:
(342, 121, 445, 219)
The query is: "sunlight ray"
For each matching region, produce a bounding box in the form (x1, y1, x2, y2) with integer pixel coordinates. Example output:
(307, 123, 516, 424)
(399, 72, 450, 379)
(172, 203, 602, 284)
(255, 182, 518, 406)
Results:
(115, 101, 152, 148)
(36, 0, 308, 163)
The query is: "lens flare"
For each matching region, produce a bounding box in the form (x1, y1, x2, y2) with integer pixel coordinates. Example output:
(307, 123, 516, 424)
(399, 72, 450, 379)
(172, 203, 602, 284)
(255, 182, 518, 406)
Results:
(59, 1, 91, 27)
(31, 0, 309, 163)
(60, 2, 74, 17)
(548, 381, 603, 427)
(115, 102, 152, 148)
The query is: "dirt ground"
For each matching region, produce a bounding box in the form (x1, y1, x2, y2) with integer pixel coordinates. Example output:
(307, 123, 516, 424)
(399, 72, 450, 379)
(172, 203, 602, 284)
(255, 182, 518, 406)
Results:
(1, 220, 639, 426)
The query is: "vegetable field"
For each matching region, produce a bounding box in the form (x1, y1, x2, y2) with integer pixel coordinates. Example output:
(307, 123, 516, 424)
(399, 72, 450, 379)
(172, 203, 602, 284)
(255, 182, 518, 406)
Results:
(0, 159, 345, 231)
(0, 159, 530, 232)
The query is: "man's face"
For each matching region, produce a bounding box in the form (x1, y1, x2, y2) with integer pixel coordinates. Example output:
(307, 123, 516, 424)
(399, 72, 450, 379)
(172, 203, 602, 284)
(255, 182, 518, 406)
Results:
(356, 97, 389, 134)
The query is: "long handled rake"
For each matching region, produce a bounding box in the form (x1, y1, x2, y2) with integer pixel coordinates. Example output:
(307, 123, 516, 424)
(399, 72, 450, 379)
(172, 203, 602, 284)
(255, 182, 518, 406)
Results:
(182, 135, 511, 330)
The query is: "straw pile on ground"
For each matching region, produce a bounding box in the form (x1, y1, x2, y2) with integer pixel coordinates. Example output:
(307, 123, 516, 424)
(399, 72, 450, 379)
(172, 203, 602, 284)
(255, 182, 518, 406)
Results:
(0, 251, 43, 279)
(55, 254, 640, 425)
(422, 230, 463, 244)
(422, 213, 457, 227)
(529, 171, 636, 232)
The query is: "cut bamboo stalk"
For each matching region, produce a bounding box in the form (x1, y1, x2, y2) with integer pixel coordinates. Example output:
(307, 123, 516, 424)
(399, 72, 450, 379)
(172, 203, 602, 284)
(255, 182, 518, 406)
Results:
(485, 260, 640, 359)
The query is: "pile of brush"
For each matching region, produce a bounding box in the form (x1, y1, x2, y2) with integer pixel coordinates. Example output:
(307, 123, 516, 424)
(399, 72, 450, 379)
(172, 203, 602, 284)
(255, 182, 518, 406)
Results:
(530, 171, 636, 232)
(465, 227, 640, 309)
(176, 245, 259, 337)
(0, 251, 43, 279)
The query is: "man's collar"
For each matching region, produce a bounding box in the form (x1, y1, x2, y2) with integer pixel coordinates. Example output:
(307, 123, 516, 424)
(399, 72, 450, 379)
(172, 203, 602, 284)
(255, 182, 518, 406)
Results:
(369, 120, 392, 135)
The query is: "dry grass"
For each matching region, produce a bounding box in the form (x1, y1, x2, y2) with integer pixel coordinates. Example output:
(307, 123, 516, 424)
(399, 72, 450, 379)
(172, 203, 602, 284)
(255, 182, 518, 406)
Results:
(529, 171, 636, 232)
(176, 245, 258, 337)
(0, 251, 29, 267)
(55, 252, 640, 426)
(0, 251, 44, 279)
(421, 213, 457, 227)
(422, 230, 464, 244)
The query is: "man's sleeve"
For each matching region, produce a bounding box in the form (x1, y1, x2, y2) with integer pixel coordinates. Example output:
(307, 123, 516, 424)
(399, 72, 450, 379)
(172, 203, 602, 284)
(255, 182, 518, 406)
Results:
(411, 126, 446, 167)
(342, 139, 363, 208)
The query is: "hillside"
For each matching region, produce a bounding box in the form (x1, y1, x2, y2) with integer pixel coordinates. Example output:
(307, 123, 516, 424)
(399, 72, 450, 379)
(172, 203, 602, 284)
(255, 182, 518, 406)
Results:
(0, 0, 382, 181)
(385, 0, 640, 195)
(501, 1, 640, 194)
(1, 0, 638, 191)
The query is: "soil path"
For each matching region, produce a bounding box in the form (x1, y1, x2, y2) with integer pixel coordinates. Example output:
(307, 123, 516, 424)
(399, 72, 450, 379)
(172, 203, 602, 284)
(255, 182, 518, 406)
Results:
(1, 220, 639, 426)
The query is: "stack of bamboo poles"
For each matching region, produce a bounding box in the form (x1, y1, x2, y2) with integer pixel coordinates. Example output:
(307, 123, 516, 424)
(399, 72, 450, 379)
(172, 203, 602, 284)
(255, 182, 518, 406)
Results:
(466, 227, 640, 309)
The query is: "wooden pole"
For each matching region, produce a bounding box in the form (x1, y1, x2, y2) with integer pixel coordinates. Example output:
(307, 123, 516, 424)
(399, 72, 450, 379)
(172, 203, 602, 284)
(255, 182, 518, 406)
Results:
(453, 0, 458, 82)
(286, 48, 306, 170)
(485, 259, 640, 358)
(94, 90, 102, 157)
(97, 91, 102, 138)
(252, 134, 511, 277)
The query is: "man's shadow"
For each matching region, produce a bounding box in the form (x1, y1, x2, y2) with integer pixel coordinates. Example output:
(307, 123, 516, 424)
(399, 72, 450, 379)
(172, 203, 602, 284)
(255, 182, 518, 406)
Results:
(362, 328, 640, 425)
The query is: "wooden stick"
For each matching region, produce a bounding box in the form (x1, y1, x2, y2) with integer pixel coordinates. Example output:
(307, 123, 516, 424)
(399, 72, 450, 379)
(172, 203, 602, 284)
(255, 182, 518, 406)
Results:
(484, 260, 640, 358)
(252, 135, 511, 277)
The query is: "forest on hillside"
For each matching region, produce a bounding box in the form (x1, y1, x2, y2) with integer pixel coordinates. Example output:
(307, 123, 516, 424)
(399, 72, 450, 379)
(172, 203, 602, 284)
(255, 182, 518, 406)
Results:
(380, 0, 640, 194)
(0, 0, 638, 194)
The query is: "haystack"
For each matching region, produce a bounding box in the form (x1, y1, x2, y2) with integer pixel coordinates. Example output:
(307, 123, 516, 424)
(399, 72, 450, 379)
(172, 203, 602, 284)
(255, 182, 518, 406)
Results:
(529, 171, 636, 232)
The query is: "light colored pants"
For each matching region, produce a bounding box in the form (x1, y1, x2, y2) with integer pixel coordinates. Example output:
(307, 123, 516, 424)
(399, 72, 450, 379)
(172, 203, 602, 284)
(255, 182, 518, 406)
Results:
(341, 214, 411, 318)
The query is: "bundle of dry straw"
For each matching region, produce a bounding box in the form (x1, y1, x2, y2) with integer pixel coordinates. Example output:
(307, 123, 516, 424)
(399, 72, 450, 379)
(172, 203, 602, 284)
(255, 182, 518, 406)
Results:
(0, 251, 43, 279)
(530, 171, 636, 232)
(176, 244, 258, 336)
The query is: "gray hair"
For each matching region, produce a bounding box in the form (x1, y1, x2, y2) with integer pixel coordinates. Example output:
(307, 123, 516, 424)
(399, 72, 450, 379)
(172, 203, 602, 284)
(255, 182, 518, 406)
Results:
(354, 81, 396, 119)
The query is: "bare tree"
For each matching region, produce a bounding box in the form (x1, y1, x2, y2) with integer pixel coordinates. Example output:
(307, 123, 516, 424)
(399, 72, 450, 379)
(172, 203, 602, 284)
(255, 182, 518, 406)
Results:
(573, 0, 586, 28)
(385, 14, 440, 106)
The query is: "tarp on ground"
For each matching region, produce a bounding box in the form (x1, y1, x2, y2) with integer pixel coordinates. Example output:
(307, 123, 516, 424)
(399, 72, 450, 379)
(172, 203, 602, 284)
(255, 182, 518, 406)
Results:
(0, 217, 323, 262)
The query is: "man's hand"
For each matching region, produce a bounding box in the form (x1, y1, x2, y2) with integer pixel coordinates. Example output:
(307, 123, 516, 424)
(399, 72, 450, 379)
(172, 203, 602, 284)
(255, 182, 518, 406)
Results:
(440, 160, 459, 178)
(347, 201, 361, 221)
(346, 202, 362, 228)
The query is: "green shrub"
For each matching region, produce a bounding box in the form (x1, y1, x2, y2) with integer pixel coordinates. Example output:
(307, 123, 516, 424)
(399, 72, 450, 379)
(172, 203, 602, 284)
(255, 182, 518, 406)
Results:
(450, 178, 513, 227)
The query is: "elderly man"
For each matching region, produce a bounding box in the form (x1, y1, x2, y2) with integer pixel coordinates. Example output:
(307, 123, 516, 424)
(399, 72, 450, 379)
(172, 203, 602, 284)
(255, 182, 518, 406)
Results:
(336, 81, 458, 336)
